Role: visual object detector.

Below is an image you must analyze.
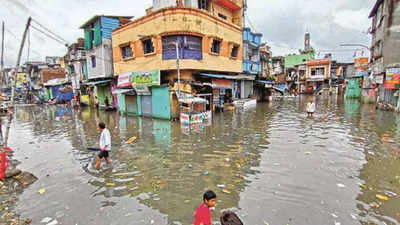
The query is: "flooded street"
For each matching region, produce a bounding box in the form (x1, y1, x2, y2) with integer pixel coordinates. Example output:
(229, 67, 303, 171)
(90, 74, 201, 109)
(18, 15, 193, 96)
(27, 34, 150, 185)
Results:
(6, 95, 400, 225)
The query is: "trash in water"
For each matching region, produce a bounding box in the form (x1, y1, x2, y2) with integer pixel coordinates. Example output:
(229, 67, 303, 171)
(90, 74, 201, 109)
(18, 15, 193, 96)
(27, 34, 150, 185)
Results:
(203, 171, 209, 175)
(331, 213, 338, 218)
(225, 158, 231, 162)
(125, 213, 132, 217)
(350, 214, 357, 220)
(188, 164, 193, 168)
(38, 188, 46, 194)
(384, 191, 397, 197)
(263, 221, 269, 225)
(304, 152, 312, 155)
(41, 217, 52, 223)
(217, 184, 226, 188)
(47, 220, 58, 225)
(369, 202, 381, 208)
(184, 200, 191, 204)
(334, 221, 341, 225)
(126, 136, 137, 144)
(337, 183, 346, 188)
(376, 194, 389, 201)
(106, 183, 116, 187)
(359, 183, 366, 189)
(222, 189, 231, 194)
(156, 180, 162, 185)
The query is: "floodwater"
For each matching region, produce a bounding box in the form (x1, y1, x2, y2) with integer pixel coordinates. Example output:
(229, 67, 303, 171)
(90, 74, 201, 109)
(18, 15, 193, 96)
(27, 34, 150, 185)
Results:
(5, 94, 400, 225)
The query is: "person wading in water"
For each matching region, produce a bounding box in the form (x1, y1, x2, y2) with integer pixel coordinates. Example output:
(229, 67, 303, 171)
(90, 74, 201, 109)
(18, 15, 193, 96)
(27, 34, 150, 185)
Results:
(96, 122, 111, 170)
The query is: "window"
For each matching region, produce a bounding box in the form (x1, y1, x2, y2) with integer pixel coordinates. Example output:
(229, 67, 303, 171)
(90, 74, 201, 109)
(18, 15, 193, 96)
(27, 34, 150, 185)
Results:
(198, 0, 207, 10)
(211, 39, 221, 54)
(231, 45, 239, 58)
(162, 35, 202, 60)
(121, 45, 134, 59)
(142, 39, 154, 55)
(91, 56, 96, 68)
(218, 13, 227, 20)
(311, 67, 325, 77)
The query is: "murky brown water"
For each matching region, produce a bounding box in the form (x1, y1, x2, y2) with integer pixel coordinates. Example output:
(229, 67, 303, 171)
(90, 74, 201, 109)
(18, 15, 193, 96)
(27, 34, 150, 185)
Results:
(5, 94, 400, 225)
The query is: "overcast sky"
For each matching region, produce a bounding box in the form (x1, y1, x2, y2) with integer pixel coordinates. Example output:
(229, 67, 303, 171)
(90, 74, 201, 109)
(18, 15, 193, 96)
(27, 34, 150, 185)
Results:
(1, 0, 375, 67)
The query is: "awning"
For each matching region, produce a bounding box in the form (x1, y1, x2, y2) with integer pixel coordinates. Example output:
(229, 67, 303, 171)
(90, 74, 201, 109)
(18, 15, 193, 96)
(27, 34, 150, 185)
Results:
(132, 85, 151, 96)
(112, 89, 133, 95)
(83, 80, 112, 86)
(199, 73, 255, 81)
(256, 80, 274, 84)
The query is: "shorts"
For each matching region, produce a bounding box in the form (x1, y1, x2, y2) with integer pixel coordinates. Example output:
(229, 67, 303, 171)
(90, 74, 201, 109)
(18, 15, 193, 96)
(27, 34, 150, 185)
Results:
(98, 151, 109, 159)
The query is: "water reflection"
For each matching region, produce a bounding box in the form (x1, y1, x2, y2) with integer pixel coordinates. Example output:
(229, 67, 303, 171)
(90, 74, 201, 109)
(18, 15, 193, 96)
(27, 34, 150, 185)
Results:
(9, 98, 400, 225)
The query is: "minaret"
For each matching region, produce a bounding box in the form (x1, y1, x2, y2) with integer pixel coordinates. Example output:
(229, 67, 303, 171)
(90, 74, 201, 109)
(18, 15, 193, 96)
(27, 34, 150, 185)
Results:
(304, 32, 311, 51)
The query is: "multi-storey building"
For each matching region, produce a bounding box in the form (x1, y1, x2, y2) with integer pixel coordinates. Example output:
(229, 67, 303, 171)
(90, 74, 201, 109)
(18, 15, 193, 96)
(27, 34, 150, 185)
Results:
(112, 0, 244, 119)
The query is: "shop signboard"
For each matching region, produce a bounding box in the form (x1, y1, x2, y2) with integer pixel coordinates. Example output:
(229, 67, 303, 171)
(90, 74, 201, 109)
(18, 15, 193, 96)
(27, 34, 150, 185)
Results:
(117, 72, 132, 88)
(354, 57, 369, 72)
(375, 75, 384, 84)
(212, 79, 233, 89)
(131, 70, 160, 86)
(385, 68, 400, 90)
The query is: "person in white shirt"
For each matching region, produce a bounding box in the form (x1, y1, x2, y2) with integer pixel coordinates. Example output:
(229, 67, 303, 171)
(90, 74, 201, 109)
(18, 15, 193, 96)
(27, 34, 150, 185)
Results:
(96, 122, 111, 170)
(306, 98, 316, 118)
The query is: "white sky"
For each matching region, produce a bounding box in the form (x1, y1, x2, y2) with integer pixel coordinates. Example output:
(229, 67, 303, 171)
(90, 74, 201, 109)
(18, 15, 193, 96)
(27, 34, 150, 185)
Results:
(1, 0, 376, 67)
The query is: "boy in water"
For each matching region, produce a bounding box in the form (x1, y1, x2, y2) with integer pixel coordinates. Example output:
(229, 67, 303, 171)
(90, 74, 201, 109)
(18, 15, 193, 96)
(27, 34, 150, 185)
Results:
(220, 211, 243, 225)
(96, 122, 111, 170)
(306, 98, 316, 117)
(194, 190, 217, 225)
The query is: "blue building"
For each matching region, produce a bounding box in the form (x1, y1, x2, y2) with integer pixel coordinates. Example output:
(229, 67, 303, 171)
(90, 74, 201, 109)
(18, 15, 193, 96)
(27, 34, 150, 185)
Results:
(243, 27, 262, 75)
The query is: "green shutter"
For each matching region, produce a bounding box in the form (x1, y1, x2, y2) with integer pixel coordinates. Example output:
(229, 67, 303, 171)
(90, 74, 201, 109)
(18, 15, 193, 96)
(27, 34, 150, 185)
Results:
(84, 30, 92, 50)
(94, 23, 102, 46)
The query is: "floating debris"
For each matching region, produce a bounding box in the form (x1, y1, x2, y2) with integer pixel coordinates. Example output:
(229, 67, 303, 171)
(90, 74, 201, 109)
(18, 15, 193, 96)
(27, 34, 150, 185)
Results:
(337, 183, 346, 188)
(376, 194, 389, 201)
(126, 136, 137, 144)
(38, 188, 46, 195)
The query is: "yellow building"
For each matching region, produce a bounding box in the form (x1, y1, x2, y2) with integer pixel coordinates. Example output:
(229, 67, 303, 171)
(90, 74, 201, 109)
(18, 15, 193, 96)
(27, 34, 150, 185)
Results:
(112, 0, 244, 119)
(112, 0, 243, 81)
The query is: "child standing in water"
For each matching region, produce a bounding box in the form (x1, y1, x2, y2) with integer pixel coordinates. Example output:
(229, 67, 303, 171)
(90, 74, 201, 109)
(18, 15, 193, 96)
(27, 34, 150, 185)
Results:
(306, 98, 316, 117)
(194, 190, 217, 225)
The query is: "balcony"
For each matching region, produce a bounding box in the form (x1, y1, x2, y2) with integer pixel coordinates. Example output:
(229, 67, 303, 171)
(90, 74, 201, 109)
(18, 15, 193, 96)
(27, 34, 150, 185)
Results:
(214, 0, 241, 11)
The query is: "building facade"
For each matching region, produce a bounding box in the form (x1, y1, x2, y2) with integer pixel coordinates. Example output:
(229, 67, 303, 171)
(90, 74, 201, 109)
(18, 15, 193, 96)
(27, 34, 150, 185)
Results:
(81, 15, 132, 107)
(305, 59, 331, 94)
(369, 0, 400, 110)
(112, 0, 244, 119)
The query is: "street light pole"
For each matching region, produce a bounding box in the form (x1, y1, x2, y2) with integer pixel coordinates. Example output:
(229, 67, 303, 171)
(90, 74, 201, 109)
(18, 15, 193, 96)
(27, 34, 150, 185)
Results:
(176, 41, 181, 97)
(340, 44, 369, 50)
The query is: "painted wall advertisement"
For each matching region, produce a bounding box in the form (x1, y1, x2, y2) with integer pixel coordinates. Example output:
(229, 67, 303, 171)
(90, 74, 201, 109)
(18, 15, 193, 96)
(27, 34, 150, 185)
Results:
(385, 68, 400, 90)
(131, 70, 160, 86)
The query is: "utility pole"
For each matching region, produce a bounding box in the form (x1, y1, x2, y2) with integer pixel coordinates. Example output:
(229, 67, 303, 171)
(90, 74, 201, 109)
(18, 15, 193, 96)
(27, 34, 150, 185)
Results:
(243, 0, 247, 28)
(3, 17, 32, 149)
(1, 21, 4, 86)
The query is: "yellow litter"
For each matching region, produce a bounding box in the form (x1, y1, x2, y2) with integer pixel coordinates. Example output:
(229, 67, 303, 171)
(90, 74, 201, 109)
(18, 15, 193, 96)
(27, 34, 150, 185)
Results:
(106, 183, 116, 187)
(222, 189, 231, 194)
(38, 188, 46, 194)
(126, 136, 137, 144)
(376, 194, 389, 201)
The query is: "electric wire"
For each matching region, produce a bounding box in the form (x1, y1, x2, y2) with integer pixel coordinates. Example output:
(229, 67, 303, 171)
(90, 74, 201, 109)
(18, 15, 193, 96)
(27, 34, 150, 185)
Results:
(31, 18, 69, 45)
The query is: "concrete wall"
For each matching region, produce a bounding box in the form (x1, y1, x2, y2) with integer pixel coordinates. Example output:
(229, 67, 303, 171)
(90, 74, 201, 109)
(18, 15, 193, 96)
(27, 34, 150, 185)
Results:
(112, 7, 243, 75)
(285, 53, 314, 69)
(86, 38, 113, 80)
